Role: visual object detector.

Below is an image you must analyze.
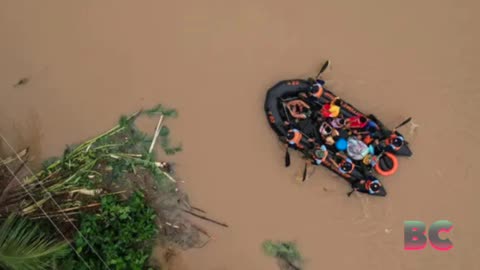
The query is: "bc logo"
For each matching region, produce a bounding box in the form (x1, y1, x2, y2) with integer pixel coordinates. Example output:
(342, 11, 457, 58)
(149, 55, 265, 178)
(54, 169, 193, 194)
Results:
(404, 220, 453, 251)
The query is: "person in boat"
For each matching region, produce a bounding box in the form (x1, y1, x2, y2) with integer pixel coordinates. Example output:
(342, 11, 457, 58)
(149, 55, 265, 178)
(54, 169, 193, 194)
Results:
(346, 115, 369, 129)
(310, 144, 329, 165)
(385, 134, 405, 151)
(361, 153, 378, 171)
(329, 117, 346, 129)
(331, 151, 355, 176)
(352, 176, 383, 195)
(316, 121, 339, 146)
(318, 121, 339, 137)
(320, 97, 342, 118)
(346, 136, 370, 161)
(350, 118, 382, 144)
(286, 99, 312, 120)
(282, 121, 315, 150)
(299, 79, 325, 100)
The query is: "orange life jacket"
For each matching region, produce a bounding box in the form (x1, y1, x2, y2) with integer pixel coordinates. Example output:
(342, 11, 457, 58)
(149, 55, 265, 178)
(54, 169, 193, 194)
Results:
(312, 84, 324, 98)
(287, 129, 304, 149)
(363, 135, 374, 145)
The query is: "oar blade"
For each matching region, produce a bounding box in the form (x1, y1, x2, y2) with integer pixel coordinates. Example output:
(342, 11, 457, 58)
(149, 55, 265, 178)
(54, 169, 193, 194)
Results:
(315, 60, 330, 79)
(285, 147, 291, 167)
(302, 162, 308, 182)
(395, 117, 412, 130)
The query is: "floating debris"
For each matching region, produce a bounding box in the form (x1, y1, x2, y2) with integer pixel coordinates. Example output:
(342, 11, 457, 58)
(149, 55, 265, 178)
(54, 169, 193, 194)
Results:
(13, 77, 30, 88)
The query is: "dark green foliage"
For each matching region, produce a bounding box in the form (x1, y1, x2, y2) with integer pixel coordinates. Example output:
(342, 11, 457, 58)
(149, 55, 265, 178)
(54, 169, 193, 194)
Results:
(3, 104, 184, 269)
(143, 104, 178, 118)
(159, 127, 182, 155)
(64, 192, 157, 270)
(262, 240, 303, 270)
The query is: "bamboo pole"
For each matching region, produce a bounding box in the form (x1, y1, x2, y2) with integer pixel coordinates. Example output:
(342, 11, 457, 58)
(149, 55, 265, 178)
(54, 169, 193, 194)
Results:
(149, 114, 164, 154)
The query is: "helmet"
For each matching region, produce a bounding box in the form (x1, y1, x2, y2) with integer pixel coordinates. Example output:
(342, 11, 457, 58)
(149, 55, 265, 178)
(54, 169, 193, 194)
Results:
(392, 137, 404, 147)
(314, 149, 326, 159)
(325, 126, 332, 134)
(310, 84, 320, 93)
(341, 162, 353, 172)
(335, 138, 348, 151)
(332, 98, 342, 106)
(370, 182, 380, 192)
(286, 131, 295, 140)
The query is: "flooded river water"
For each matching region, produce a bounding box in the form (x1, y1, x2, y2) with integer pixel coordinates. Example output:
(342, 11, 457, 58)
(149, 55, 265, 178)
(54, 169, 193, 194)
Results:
(1, 0, 479, 269)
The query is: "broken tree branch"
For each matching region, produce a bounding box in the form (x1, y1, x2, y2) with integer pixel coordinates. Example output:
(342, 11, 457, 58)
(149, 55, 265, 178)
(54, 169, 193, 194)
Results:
(182, 209, 228, 228)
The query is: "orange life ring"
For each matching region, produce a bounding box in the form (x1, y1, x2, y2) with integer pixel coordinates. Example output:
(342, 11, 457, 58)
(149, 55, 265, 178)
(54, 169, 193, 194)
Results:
(374, 152, 398, 176)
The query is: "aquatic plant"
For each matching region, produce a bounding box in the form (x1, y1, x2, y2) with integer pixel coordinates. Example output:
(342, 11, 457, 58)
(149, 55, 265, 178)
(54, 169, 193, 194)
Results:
(262, 240, 303, 270)
(62, 192, 157, 270)
(0, 105, 181, 220)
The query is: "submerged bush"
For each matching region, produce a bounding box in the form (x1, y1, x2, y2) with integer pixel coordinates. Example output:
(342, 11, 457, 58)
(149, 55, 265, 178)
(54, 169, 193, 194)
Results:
(63, 192, 157, 270)
(262, 240, 303, 270)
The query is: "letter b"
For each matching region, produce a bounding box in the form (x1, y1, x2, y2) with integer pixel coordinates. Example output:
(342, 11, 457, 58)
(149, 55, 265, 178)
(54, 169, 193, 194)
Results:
(404, 221, 427, 250)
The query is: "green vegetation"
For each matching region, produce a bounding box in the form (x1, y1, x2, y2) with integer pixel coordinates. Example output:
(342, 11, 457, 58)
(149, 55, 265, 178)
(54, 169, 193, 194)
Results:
(0, 104, 210, 270)
(262, 240, 303, 270)
(63, 192, 157, 270)
(0, 214, 68, 270)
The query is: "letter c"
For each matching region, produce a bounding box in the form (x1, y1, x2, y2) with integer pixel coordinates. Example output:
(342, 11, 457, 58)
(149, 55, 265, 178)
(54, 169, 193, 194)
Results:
(429, 220, 453, 251)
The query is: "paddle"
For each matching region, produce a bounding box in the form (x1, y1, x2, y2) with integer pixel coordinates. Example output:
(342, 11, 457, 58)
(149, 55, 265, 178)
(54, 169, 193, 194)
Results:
(302, 160, 308, 182)
(393, 117, 412, 131)
(379, 117, 412, 140)
(285, 146, 291, 167)
(315, 60, 330, 80)
(281, 102, 292, 167)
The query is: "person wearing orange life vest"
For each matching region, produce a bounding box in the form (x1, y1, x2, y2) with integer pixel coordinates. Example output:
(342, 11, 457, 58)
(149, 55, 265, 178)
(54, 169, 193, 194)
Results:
(283, 121, 315, 150)
(350, 176, 382, 195)
(385, 134, 405, 151)
(298, 80, 325, 112)
(299, 79, 325, 99)
(354, 176, 383, 195)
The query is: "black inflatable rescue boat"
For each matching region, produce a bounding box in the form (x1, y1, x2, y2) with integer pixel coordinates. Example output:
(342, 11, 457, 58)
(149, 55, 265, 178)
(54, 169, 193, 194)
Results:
(264, 63, 413, 197)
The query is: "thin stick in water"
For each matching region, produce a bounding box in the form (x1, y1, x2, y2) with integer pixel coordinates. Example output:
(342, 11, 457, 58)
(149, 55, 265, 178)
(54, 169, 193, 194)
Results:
(191, 206, 207, 214)
(183, 209, 229, 228)
(149, 114, 165, 153)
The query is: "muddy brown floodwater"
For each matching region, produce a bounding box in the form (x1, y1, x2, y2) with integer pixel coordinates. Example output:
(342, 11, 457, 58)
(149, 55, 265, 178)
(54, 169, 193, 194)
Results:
(1, 0, 480, 269)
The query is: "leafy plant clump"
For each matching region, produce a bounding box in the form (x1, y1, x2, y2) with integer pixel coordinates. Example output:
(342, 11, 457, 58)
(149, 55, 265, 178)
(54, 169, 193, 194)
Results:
(0, 214, 68, 270)
(0, 103, 214, 270)
(62, 192, 157, 270)
(262, 240, 303, 270)
(0, 104, 181, 220)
